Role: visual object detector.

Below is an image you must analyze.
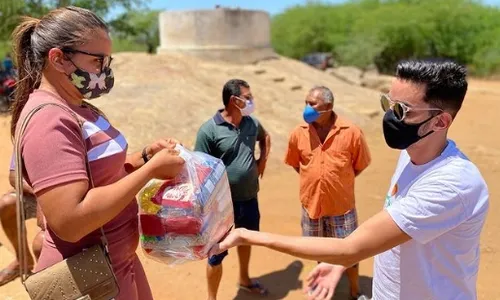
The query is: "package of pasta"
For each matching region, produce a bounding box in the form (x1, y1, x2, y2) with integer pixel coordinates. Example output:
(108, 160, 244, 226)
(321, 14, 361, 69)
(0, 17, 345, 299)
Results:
(137, 145, 234, 265)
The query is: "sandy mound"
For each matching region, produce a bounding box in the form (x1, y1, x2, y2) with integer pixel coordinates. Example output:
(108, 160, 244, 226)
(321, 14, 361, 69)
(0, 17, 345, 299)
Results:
(92, 53, 381, 159)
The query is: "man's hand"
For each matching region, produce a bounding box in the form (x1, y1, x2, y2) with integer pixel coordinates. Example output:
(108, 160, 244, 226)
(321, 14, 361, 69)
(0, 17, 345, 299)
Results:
(257, 158, 267, 178)
(304, 263, 345, 300)
(209, 228, 247, 256)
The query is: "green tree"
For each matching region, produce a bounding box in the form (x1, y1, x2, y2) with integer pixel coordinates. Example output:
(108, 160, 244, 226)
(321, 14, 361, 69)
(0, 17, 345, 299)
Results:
(0, 0, 149, 38)
(0, 0, 25, 40)
(0, 0, 151, 55)
(271, 0, 500, 76)
(109, 9, 160, 54)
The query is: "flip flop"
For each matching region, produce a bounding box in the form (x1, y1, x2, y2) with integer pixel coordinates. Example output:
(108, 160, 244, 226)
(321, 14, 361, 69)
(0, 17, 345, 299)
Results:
(238, 280, 269, 296)
(0, 268, 19, 287)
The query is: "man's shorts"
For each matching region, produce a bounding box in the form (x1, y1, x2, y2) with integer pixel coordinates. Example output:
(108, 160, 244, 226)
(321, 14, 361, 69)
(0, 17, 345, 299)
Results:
(208, 197, 260, 266)
(301, 207, 358, 238)
(8, 192, 38, 219)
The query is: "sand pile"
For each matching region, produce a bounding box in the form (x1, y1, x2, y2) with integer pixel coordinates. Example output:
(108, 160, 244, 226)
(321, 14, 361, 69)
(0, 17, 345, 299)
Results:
(92, 53, 381, 162)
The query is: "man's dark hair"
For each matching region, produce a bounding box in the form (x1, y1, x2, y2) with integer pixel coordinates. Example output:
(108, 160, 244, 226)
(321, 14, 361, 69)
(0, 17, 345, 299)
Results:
(222, 79, 249, 106)
(396, 58, 468, 117)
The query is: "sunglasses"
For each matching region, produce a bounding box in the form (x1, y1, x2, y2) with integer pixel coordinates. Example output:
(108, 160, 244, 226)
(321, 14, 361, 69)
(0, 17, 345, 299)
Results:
(62, 48, 113, 73)
(380, 94, 442, 121)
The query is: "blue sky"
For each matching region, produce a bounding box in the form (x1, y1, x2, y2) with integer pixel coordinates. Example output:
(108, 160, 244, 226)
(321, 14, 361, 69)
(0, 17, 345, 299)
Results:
(108, 0, 347, 19)
(106, 0, 344, 16)
(140, 0, 344, 15)
(109, 0, 500, 19)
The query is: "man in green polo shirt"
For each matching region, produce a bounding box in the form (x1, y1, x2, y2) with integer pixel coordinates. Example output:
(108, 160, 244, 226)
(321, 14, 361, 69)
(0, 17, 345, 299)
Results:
(195, 79, 271, 299)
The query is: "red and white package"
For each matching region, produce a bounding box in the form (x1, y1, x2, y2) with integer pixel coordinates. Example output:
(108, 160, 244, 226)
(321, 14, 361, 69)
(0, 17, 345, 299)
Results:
(137, 145, 234, 265)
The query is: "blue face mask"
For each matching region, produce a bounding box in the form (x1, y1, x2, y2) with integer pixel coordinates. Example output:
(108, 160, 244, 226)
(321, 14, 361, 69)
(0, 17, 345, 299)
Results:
(303, 104, 329, 124)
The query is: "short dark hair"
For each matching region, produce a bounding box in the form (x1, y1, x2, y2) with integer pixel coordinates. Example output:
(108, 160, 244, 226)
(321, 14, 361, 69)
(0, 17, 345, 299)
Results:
(222, 79, 249, 106)
(395, 58, 468, 117)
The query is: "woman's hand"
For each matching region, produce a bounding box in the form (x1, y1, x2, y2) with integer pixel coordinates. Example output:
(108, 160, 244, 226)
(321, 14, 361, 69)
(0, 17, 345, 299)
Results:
(147, 148, 185, 180)
(124, 138, 182, 173)
(145, 138, 181, 158)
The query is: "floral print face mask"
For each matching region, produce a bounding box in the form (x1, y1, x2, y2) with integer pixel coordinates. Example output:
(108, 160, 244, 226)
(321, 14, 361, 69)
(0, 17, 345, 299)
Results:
(68, 66, 115, 99)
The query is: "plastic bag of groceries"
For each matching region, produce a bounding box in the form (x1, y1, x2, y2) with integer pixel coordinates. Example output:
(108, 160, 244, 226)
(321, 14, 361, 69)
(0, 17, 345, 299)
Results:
(137, 145, 234, 265)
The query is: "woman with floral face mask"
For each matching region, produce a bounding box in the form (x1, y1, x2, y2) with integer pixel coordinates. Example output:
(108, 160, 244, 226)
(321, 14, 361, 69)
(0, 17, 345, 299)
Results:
(10, 7, 185, 299)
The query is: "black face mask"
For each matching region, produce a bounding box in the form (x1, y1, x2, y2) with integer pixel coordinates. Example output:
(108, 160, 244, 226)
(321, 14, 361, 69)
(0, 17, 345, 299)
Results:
(382, 109, 435, 150)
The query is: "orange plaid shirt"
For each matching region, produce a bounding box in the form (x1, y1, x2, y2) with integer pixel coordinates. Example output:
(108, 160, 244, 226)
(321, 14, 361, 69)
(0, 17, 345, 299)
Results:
(285, 115, 371, 219)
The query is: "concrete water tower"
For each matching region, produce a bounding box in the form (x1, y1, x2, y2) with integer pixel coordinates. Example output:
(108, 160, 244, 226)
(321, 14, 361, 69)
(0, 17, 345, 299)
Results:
(157, 7, 277, 64)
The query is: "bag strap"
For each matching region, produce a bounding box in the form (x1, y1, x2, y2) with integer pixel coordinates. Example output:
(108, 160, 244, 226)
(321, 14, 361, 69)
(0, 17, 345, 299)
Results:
(15, 102, 110, 282)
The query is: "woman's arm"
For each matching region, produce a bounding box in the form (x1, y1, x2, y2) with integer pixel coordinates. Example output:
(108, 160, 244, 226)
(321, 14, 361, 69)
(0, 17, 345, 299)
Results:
(37, 149, 184, 242)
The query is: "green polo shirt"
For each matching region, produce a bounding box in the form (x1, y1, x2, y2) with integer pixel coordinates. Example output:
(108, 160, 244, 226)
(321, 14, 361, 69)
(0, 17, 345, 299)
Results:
(194, 110, 266, 202)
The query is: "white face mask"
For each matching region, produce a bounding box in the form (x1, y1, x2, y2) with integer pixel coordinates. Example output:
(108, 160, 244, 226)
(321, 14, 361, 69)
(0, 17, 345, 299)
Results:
(236, 97, 255, 116)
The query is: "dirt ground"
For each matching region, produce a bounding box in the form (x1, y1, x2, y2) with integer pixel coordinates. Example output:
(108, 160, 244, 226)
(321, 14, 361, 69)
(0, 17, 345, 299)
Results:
(0, 60, 499, 299)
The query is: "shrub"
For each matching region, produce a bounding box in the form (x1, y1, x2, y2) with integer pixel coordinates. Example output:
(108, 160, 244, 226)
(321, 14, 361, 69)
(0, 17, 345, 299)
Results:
(271, 0, 500, 76)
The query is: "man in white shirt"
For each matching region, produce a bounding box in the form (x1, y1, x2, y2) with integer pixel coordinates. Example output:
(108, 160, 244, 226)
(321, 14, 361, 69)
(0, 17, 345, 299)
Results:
(211, 58, 489, 300)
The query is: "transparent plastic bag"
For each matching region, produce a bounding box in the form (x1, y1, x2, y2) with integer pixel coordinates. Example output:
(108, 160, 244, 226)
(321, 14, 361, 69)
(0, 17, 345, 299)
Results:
(137, 145, 234, 265)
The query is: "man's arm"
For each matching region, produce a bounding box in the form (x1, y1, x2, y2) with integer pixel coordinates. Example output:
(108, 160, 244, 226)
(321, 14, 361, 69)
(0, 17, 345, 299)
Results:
(258, 131, 271, 162)
(353, 130, 371, 177)
(218, 177, 469, 266)
(226, 210, 410, 267)
(255, 120, 270, 161)
(284, 130, 301, 173)
(255, 120, 270, 178)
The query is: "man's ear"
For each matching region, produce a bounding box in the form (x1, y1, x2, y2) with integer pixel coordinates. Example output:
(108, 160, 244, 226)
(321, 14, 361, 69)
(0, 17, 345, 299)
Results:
(230, 95, 241, 107)
(47, 48, 70, 73)
(434, 112, 453, 131)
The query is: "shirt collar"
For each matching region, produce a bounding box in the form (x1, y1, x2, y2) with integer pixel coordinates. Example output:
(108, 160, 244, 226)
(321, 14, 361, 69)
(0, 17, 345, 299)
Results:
(213, 109, 250, 126)
(213, 109, 226, 125)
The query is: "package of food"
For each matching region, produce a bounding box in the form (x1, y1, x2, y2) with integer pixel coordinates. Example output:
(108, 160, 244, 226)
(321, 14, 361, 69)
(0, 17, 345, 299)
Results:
(137, 145, 234, 265)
